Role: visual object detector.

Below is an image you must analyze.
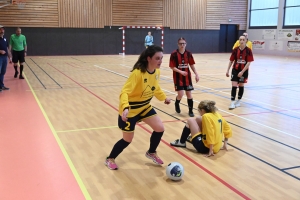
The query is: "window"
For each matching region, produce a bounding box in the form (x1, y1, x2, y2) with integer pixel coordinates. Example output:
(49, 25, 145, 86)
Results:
(249, 0, 279, 28)
(284, 0, 300, 27)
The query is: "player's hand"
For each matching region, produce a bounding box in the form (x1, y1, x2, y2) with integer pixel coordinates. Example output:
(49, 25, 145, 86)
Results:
(195, 74, 199, 83)
(205, 150, 214, 157)
(181, 71, 188, 76)
(9, 58, 12, 64)
(122, 109, 129, 122)
(226, 72, 229, 77)
(0, 50, 5, 54)
(238, 72, 243, 77)
(164, 98, 171, 104)
(24, 52, 27, 57)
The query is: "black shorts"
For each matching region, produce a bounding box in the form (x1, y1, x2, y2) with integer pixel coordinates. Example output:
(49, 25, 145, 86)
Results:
(118, 107, 157, 132)
(192, 134, 209, 154)
(231, 68, 248, 83)
(175, 85, 194, 91)
(12, 50, 25, 63)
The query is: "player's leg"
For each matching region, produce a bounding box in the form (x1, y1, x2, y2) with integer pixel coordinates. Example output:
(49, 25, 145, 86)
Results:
(12, 50, 19, 78)
(170, 116, 202, 147)
(229, 68, 239, 110)
(175, 87, 184, 113)
(142, 109, 164, 165)
(185, 90, 194, 117)
(235, 70, 248, 107)
(105, 115, 137, 170)
(19, 50, 25, 79)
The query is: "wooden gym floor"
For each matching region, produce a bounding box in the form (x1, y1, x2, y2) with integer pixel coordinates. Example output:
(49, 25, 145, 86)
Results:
(0, 53, 300, 200)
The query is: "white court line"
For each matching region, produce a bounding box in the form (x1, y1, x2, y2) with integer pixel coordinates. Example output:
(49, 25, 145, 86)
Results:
(94, 65, 300, 139)
(160, 75, 300, 115)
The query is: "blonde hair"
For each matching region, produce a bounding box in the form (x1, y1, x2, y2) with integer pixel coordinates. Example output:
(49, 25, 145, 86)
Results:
(198, 100, 217, 113)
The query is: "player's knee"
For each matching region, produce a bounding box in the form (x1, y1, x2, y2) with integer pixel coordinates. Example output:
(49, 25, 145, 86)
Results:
(123, 132, 134, 143)
(187, 117, 197, 126)
(154, 124, 164, 133)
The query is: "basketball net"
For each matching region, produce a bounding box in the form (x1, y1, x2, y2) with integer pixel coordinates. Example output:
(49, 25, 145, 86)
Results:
(13, 0, 26, 9)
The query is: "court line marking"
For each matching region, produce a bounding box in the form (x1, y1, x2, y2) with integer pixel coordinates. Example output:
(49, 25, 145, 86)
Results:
(282, 166, 300, 171)
(95, 65, 300, 139)
(50, 64, 251, 200)
(24, 73, 92, 199)
(57, 126, 119, 133)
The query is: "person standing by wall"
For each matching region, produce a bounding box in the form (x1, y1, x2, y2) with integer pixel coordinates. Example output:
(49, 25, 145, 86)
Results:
(9, 27, 27, 79)
(0, 25, 12, 92)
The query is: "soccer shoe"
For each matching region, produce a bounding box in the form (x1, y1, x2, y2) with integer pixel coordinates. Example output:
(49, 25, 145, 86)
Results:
(229, 101, 235, 110)
(145, 151, 164, 165)
(2, 86, 9, 90)
(188, 111, 194, 117)
(170, 139, 186, 148)
(14, 71, 19, 78)
(235, 100, 241, 107)
(105, 158, 118, 170)
(175, 103, 181, 113)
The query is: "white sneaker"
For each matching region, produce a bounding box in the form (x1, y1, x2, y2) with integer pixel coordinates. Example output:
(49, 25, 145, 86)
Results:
(170, 139, 186, 148)
(229, 101, 235, 110)
(235, 100, 241, 107)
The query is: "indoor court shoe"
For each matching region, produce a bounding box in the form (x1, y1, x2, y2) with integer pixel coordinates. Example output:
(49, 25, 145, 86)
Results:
(170, 139, 186, 148)
(175, 102, 181, 113)
(105, 158, 118, 170)
(186, 135, 192, 143)
(235, 100, 241, 107)
(19, 75, 24, 79)
(14, 71, 19, 78)
(145, 151, 164, 165)
(229, 101, 235, 110)
(188, 111, 194, 117)
(2, 86, 9, 90)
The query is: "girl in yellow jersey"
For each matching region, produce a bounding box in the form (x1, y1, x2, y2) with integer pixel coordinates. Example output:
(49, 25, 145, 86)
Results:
(105, 45, 171, 170)
(170, 100, 232, 157)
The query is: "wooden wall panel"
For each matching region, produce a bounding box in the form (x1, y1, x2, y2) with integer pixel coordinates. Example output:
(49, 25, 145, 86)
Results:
(163, 0, 206, 29)
(206, 0, 248, 30)
(0, 0, 59, 27)
(59, 0, 112, 28)
(112, 0, 163, 26)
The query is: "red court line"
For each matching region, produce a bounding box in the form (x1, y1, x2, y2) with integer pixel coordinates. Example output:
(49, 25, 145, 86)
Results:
(49, 63, 251, 200)
(0, 64, 85, 200)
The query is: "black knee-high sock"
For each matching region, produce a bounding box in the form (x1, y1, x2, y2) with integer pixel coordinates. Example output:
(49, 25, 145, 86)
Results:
(175, 97, 181, 104)
(180, 126, 190, 143)
(14, 65, 18, 72)
(148, 131, 164, 153)
(231, 86, 238, 101)
(187, 98, 193, 112)
(108, 139, 130, 159)
(238, 86, 244, 100)
(20, 65, 24, 75)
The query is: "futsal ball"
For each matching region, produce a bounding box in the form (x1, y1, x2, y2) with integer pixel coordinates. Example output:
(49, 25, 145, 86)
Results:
(166, 162, 184, 181)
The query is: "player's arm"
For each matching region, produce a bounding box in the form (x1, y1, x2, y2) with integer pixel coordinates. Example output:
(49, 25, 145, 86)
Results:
(6, 41, 12, 62)
(189, 64, 199, 82)
(221, 118, 232, 150)
(202, 116, 215, 157)
(9, 36, 12, 52)
(119, 72, 137, 112)
(226, 51, 235, 77)
(24, 36, 27, 55)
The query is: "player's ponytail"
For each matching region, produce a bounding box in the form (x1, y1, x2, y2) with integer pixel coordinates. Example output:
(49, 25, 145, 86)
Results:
(131, 45, 163, 73)
(198, 100, 218, 113)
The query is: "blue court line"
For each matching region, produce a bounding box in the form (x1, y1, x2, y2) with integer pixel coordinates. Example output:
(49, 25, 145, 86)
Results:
(282, 166, 300, 171)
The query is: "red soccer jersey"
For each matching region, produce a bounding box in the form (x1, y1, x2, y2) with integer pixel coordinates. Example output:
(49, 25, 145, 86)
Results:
(230, 47, 254, 70)
(169, 50, 195, 86)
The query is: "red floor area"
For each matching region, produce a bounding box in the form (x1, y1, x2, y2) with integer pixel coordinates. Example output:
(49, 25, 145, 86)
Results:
(0, 64, 85, 200)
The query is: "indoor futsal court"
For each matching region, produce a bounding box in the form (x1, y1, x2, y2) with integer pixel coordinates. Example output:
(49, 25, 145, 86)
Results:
(0, 0, 300, 200)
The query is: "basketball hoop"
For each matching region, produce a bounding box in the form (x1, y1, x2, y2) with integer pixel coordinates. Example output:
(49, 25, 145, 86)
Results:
(12, 0, 26, 9)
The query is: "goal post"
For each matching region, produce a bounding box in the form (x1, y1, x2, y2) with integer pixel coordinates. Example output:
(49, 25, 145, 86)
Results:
(119, 26, 164, 55)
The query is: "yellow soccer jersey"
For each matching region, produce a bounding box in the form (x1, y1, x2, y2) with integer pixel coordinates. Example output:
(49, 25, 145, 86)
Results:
(119, 69, 166, 117)
(201, 112, 232, 153)
(232, 40, 253, 50)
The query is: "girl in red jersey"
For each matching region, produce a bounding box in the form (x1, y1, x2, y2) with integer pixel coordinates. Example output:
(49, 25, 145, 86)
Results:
(169, 37, 199, 117)
(226, 35, 254, 110)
